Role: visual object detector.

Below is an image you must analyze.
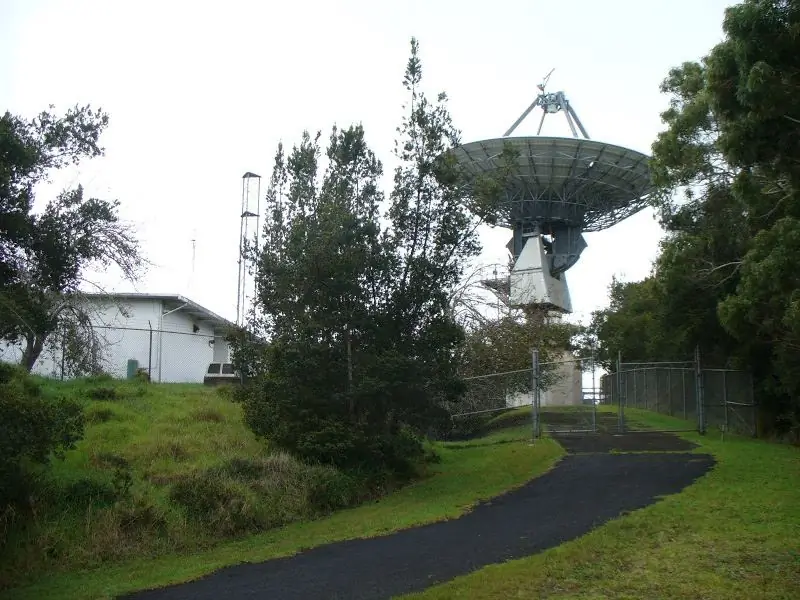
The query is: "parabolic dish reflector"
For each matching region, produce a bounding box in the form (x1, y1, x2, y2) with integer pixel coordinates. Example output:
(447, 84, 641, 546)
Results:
(452, 136, 654, 232)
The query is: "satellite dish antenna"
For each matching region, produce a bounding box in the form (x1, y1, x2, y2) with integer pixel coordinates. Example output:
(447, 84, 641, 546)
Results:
(452, 71, 653, 313)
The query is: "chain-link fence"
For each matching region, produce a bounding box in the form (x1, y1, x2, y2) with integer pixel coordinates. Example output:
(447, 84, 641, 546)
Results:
(449, 351, 600, 439)
(3, 324, 230, 384)
(453, 368, 534, 418)
(600, 351, 757, 436)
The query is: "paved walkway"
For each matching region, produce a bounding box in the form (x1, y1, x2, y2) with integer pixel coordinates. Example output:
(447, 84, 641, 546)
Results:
(126, 431, 713, 600)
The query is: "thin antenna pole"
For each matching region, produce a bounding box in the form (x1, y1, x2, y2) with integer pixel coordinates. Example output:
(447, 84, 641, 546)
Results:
(188, 230, 196, 294)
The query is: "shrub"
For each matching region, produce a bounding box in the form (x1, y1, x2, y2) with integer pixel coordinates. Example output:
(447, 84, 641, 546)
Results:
(114, 497, 167, 536)
(87, 386, 118, 401)
(63, 477, 117, 507)
(169, 473, 259, 536)
(169, 454, 361, 537)
(307, 468, 362, 513)
(85, 405, 116, 424)
(0, 364, 84, 512)
(238, 343, 460, 476)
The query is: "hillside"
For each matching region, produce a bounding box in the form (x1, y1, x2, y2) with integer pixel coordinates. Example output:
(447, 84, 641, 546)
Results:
(1, 378, 362, 589)
(1, 378, 563, 597)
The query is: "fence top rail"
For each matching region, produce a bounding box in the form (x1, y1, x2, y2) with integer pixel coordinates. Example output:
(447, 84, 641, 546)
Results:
(621, 361, 693, 366)
(461, 368, 532, 381)
(538, 357, 587, 367)
(451, 405, 527, 418)
(606, 366, 750, 375)
(615, 367, 695, 375)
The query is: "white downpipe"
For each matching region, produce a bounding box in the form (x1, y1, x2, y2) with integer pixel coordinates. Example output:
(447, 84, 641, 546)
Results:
(158, 302, 188, 383)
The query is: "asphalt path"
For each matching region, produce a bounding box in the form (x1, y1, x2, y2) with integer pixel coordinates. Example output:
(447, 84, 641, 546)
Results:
(125, 431, 713, 600)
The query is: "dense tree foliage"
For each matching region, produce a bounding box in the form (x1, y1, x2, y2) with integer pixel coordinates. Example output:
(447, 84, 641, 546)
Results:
(591, 0, 800, 438)
(0, 363, 84, 540)
(0, 106, 143, 373)
(234, 40, 523, 473)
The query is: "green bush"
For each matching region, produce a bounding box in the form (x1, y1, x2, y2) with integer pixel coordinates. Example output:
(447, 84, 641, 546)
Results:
(63, 477, 117, 507)
(114, 497, 167, 536)
(169, 471, 261, 536)
(169, 454, 360, 537)
(307, 468, 362, 513)
(0, 364, 85, 512)
(87, 386, 118, 401)
(239, 349, 447, 476)
(85, 405, 116, 423)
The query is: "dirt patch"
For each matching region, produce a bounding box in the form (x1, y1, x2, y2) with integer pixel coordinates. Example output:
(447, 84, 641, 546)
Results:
(123, 452, 713, 600)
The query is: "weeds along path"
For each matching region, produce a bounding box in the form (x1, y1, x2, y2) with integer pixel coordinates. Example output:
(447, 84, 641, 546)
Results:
(124, 431, 714, 600)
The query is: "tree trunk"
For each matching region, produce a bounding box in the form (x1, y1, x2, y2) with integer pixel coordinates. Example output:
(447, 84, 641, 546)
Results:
(21, 335, 44, 372)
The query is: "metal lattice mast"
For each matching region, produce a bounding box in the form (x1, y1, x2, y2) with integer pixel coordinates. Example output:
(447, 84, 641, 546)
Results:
(236, 172, 261, 327)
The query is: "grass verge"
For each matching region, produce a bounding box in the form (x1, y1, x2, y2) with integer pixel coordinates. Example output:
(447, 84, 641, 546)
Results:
(403, 407, 800, 600)
(2, 421, 563, 599)
(0, 378, 359, 592)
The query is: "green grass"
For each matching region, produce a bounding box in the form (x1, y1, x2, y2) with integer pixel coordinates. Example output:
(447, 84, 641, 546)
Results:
(403, 407, 800, 600)
(2, 384, 564, 600)
(0, 378, 352, 591)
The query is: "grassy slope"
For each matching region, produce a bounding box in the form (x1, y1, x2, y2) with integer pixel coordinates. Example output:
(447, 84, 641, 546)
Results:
(46, 380, 267, 483)
(4, 415, 563, 600)
(404, 407, 800, 600)
(1, 380, 270, 587)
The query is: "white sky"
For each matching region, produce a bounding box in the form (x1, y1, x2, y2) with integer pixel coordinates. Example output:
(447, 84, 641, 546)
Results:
(1, 0, 732, 325)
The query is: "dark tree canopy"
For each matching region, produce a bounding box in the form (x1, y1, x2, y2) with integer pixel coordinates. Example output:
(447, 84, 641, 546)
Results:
(0, 105, 143, 372)
(234, 40, 521, 472)
(592, 0, 800, 438)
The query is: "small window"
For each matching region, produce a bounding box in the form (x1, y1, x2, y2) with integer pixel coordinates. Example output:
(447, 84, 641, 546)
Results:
(221, 363, 234, 375)
(207, 363, 221, 374)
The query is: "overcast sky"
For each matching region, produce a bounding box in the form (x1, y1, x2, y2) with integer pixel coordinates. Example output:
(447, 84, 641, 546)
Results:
(1, 0, 733, 325)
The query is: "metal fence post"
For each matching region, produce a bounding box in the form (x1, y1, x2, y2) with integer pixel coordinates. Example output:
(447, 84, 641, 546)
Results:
(654, 369, 659, 414)
(643, 368, 648, 410)
(531, 348, 540, 441)
(695, 346, 706, 434)
(591, 346, 597, 433)
(723, 369, 729, 435)
(60, 323, 67, 380)
(617, 351, 624, 433)
(667, 367, 672, 415)
(682, 368, 687, 420)
(750, 372, 758, 437)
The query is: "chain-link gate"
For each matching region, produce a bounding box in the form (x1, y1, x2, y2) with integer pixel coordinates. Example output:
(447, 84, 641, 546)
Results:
(600, 349, 757, 437)
(532, 351, 600, 437)
(450, 349, 599, 441)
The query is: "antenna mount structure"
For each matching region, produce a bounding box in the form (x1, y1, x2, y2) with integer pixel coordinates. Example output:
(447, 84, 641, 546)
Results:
(236, 172, 261, 327)
(503, 69, 590, 139)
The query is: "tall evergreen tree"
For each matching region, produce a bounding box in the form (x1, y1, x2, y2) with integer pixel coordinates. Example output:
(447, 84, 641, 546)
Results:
(236, 39, 508, 471)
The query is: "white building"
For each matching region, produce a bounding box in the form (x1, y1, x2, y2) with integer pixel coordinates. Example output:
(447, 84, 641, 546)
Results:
(0, 293, 235, 383)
